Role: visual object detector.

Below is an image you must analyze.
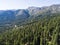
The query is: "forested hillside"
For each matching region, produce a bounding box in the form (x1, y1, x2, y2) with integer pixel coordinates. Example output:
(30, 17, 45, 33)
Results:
(0, 4, 60, 32)
(0, 13, 60, 45)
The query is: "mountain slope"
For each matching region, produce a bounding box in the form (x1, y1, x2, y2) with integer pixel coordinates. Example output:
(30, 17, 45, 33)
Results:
(0, 4, 60, 32)
(0, 13, 60, 45)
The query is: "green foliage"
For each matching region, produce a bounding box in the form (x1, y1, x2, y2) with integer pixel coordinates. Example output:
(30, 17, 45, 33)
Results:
(0, 13, 60, 45)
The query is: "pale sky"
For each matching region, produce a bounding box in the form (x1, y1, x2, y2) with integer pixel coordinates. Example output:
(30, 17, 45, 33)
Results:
(0, 0, 60, 10)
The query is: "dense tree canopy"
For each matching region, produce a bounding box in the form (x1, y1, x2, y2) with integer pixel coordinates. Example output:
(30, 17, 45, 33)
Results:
(0, 13, 60, 45)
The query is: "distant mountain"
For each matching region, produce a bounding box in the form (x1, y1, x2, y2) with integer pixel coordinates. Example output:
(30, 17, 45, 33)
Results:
(0, 4, 60, 32)
(28, 4, 60, 15)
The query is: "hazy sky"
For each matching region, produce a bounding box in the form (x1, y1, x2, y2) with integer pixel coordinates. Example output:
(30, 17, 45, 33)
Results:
(0, 0, 60, 10)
